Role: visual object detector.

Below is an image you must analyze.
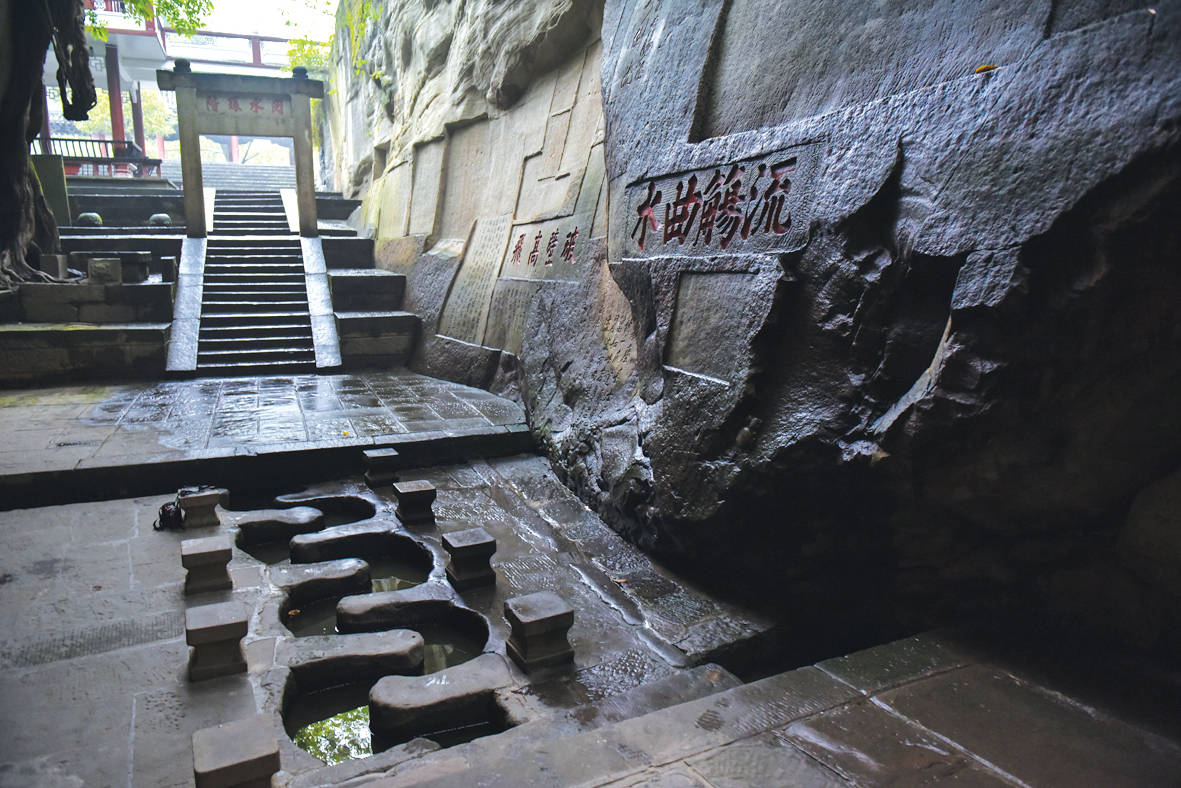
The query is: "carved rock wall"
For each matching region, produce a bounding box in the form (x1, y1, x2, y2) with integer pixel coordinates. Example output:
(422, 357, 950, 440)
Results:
(328, 0, 1181, 651)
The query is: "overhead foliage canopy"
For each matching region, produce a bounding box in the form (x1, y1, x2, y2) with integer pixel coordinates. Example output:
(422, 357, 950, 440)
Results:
(87, 0, 213, 39)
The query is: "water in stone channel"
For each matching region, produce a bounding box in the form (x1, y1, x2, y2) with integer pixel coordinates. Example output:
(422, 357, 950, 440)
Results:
(284, 604, 484, 672)
(287, 629, 488, 764)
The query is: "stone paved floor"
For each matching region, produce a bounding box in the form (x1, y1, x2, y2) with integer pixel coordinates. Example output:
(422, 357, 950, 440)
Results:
(0, 370, 525, 477)
(1, 455, 1179, 786)
(0, 456, 766, 787)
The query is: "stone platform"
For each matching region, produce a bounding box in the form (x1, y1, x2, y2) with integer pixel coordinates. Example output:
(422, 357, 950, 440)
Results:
(0, 452, 1178, 786)
(0, 370, 528, 508)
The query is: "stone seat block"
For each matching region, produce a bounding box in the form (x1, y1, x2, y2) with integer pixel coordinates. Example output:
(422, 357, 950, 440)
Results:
(505, 590, 574, 636)
(181, 535, 232, 567)
(363, 447, 400, 487)
(178, 486, 228, 528)
(192, 714, 279, 788)
(393, 480, 436, 524)
(181, 535, 233, 595)
(186, 601, 248, 681)
(186, 600, 248, 646)
(505, 591, 574, 671)
(444, 527, 497, 590)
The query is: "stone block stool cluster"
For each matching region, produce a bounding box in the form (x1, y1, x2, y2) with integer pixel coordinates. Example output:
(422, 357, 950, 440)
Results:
(167, 485, 280, 787)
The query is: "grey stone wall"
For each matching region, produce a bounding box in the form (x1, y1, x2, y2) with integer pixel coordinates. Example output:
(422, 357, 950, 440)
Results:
(329, 0, 1181, 650)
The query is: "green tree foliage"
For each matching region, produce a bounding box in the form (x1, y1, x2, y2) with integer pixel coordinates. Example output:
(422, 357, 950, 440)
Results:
(87, 0, 213, 39)
(286, 38, 331, 78)
(75, 89, 177, 139)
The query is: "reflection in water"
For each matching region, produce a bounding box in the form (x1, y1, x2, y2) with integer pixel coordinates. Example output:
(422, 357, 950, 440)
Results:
(284, 597, 339, 637)
(287, 682, 373, 765)
(417, 621, 484, 673)
(293, 706, 372, 764)
(241, 541, 292, 565)
(368, 555, 429, 592)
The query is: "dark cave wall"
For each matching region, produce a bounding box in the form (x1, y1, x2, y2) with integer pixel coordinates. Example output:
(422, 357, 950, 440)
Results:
(524, 0, 1181, 646)
(329, 0, 1181, 649)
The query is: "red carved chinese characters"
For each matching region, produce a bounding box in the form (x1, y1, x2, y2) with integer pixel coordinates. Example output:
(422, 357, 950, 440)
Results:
(272, 100, 285, 115)
(511, 233, 525, 265)
(528, 232, 542, 266)
(205, 96, 219, 112)
(631, 181, 662, 251)
(663, 175, 702, 244)
(561, 227, 579, 264)
(228, 97, 242, 112)
(250, 98, 263, 113)
(631, 154, 798, 252)
(545, 230, 559, 265)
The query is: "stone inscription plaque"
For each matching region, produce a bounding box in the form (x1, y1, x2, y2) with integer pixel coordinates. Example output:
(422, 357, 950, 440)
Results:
(438, 215, 513, 344)
(500, 213, 593, 283)
(483, 278, 546, 355)
(665, 271, 758, 384)
(194, 92, 294, 136)
(624, 143, 820, 257)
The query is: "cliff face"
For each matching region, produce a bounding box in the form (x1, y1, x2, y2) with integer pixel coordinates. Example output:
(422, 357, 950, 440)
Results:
(327, 0, 1181, 650)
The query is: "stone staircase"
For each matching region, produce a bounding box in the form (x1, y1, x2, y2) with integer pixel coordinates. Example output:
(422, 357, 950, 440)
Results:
(187, 190, 420, 376)
(161, 160, 296, 190)
(197, 190, 316, 375)
(211, 189, 291, 235)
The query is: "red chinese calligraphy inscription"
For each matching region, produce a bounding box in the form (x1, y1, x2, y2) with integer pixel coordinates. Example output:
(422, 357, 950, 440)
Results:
(626, 144, 816, 255)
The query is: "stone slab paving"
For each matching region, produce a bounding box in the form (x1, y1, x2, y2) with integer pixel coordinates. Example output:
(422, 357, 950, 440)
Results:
(0, 455, 767, 787)
(2, 456, 1178, 787)
(355, 631, 1181, 787)
(0, 369, 525, 479)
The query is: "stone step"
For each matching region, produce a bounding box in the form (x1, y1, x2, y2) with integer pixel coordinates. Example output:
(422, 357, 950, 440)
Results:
(214, 222, 291, 230)
(200, 312, 312, 327)
(197, 347, 315, 362)
(335, 310, 419, 369)
(194, 359, 317, 375)
(202, 290, 308, 301)
(202, 300, 310, 314)
(204, 255, 304, 262)
(207, 241, 301, 248)
(328, 269, 406, 311)
(206, 266, 303, 276)
(201, 286, 308, 296)
(203, 276, 306, 286)
(210, 229, 296, 236)
(322, 238, 376, 270)
(199, 335, 313, 350)
(199, 323, 314, 337)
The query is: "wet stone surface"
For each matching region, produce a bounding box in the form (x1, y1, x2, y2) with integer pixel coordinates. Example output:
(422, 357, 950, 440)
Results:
(1, 458, 1177, 786)
(0, 370, 526, 477)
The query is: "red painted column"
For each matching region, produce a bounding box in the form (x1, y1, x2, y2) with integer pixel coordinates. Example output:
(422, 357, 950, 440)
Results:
(130, 82, 146, 153)
(230, 135, 240, 162)
(105, 44, 126, 143)
(157, 135, 166, 158)
(251, 37, 263, 66)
